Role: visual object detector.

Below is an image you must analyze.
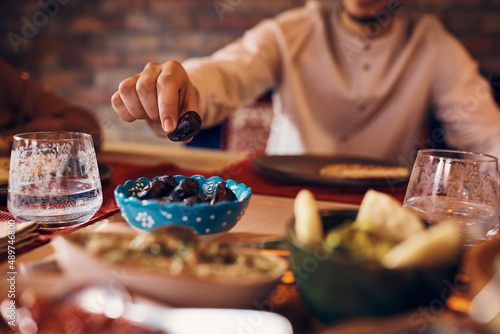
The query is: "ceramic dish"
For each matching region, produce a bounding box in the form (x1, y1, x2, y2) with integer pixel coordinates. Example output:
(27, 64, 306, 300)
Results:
(52, 231, 288, 309)
(114, 175, 252, 235)
(286, 210, 460, 324)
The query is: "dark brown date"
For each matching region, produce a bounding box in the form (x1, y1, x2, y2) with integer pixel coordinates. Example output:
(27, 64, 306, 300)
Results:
(169, 178, 200, 201)
(137, 179, 172, 200)
(210, 182, 237, 205)
(168, 111, 202, 142)
(156, 175, 178, 189)
(182, 194, 203, 206)
(136, 175, 238, 206)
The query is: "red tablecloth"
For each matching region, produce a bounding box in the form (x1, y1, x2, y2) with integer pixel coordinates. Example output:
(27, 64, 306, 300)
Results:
(0, 160, 205, 258)
(1, 156, 408, 258)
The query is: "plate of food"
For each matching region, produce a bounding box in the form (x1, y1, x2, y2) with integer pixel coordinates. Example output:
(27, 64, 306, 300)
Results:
(52, 225, 288, 309)
(251, 155, 410, 187)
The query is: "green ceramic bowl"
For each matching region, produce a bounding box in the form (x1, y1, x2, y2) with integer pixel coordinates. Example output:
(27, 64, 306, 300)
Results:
(286, 210, 460, 324)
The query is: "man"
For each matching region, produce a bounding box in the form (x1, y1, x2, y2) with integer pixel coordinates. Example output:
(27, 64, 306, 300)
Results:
(0, 59, 102, 156)
(111, 0, 500, 163)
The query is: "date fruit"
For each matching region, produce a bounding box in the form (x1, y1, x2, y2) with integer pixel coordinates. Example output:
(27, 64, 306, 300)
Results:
(137, 179, 174, 200)
(211, 182, 237, 205)
(136, 175, 238, 206)
(169, 178, 200, 201)
(156, 175, 178, 189)
(168, 111, 202, 142)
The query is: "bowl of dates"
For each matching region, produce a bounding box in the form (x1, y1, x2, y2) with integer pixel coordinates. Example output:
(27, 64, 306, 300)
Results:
(114, 174, 252, 235)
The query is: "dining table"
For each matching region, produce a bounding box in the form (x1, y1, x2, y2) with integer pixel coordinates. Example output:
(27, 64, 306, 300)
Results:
(0, 141, 490, 334)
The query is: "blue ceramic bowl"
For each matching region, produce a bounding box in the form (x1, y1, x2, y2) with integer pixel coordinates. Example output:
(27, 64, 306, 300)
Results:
(114, 175, 252, 235)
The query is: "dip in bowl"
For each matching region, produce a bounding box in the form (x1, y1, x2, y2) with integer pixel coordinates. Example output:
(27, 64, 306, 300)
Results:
(286, 209, 460, 324)
(53, 226, 287, 309)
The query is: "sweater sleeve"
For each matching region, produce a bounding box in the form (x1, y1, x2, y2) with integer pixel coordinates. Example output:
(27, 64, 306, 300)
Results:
(182, 19, 282, 128)
(429, 17, 500, 159)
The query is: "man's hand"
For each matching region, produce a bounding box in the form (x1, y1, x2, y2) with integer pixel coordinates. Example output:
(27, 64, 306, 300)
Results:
(111, 60, 199, 134)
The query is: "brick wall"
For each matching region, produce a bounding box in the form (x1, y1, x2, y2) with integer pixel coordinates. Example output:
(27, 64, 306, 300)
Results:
(407, 0, 500, 77)
(0, 0, 499, 147)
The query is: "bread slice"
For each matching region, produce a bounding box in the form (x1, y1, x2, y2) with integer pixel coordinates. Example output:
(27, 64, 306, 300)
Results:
(294, 189, 324, 246)
(320, 163, 409, 179)
(356, 189, 424, 243)
(383, 221, 461, 269)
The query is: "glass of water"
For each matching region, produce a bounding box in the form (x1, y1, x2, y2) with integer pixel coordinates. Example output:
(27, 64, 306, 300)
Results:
(403, 149, 499, 246)
(7, 131, 103, 230)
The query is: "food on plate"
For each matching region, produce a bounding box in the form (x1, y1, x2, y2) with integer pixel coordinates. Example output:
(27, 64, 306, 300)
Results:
(294, 189, 462, 269)
(137, 174, 237, 206)
(168, 110, 202, 142)
(0, 157, 10, 184)
(67, 226, 281, 280)
(294, 189, 324, 245)
(319, 163, 409, 179)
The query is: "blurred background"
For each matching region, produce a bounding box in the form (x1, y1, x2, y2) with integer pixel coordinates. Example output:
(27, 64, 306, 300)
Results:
(1, 0, 500, 152)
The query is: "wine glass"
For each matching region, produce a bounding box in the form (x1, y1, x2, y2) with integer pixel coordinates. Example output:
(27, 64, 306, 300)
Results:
(7, 131, 103, 230)
(403, 149, 499, 246)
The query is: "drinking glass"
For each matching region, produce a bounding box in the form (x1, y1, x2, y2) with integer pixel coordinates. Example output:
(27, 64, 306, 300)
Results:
(7, 132, 103, 230)
(403, 149, 499, 246)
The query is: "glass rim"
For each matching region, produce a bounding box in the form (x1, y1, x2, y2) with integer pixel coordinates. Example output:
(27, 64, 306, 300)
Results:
(13, 131, 92, 142)
(417, 148, 498, 163)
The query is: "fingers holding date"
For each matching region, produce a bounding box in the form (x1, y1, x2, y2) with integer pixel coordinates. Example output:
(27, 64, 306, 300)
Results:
(168, 111, 202, 142)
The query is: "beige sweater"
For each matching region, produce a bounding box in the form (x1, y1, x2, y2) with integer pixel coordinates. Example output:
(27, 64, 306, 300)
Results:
(184, 1, 500, 163)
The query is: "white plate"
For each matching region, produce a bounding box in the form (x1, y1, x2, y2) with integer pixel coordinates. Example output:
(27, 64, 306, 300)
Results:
(52, 233, 289, 309)
(123, 305, 294, 334)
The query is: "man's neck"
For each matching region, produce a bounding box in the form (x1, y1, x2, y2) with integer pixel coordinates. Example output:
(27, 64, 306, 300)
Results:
(339, 7, 394, 39)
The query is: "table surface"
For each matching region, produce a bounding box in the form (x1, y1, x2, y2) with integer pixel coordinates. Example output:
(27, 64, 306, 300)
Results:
(100, 141, 248, 171)
(0, 142, 488, 334)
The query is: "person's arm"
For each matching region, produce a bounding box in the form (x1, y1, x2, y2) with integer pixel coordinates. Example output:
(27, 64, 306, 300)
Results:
(0, 60, 102, 156)
(112, 17, 282, 136)
(430, 19, 500, 159)
(182, 19, 282, 128)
